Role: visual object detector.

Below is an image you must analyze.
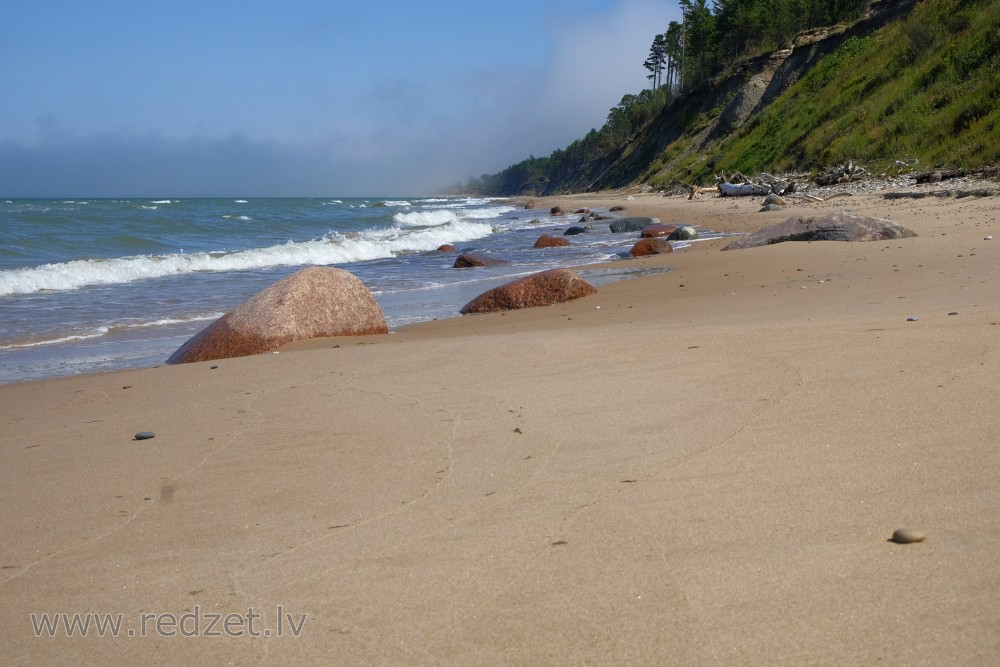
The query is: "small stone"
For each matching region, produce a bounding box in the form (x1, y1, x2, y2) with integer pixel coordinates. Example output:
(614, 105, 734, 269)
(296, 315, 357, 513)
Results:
(907, 316, 918, 321)
(985, 235, 993, 240)
(948, 312, 958, 316)
(891, 528, 926, 544)
(134, 432, 155, 441)
(210, 365, 219, 369)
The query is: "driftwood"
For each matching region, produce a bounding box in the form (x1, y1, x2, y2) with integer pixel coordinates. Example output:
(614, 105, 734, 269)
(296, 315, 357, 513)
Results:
(815, 160, 866, 185)
(913, 166, 1000, 184)
(884, 188, 997, 200)
(787, 192, 852, 203)
(688, 184, 721, 199)
(689, 171, 797, 199)
(719, 181, 772, 196)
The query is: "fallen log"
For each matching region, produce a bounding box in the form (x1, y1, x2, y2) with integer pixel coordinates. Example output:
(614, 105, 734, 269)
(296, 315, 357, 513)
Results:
(883, 190, 951, 199)
(913, 166, 1000, 184)
(719, 181, 772, 197)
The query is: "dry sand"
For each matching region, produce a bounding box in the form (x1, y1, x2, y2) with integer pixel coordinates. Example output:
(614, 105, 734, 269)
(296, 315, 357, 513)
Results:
(2, 187, 998, 664)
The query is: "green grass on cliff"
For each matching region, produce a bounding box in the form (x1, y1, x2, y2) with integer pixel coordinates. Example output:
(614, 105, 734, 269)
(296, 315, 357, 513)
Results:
(672, 0, 1000, 183)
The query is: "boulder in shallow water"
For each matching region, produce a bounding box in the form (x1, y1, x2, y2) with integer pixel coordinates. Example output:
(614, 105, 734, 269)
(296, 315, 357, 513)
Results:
(168, 267, 387, 364)
(562, 225, 592, 236)
(722, 212, 918, 250)
(609, 217, 659, 234)
(640, 224, 678, 238)
(629, 238, 673, 256)
(460, 269, 597, 314)
(667, 226, 698, 241)
(453, 252, 510, 268)
(533, 234, 571, 248)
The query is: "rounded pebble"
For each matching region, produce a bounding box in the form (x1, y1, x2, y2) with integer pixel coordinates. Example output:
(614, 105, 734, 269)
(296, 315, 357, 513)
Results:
(906, 316, 918, 321)
(948, 312, 958, 316)
(891, 528, 926, 544)
(985, 235, 993, 240)
(134, 431, 156, 441)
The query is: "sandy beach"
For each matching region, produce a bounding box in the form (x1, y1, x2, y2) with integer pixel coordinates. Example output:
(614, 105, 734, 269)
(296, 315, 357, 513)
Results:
(2, 187, 998, 664)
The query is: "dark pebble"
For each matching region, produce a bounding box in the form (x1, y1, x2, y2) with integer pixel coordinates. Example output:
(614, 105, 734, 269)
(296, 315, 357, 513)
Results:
(948, 312, 958, 316)
(891, 528, 926, 544)
(906, 317, 918, 322)
(134, 431, 156, 441)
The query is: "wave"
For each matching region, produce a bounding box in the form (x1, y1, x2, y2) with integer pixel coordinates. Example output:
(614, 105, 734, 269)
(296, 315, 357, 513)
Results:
(150, 200, 173, 204)
(0, 313, 224, 351)
(383, 200, 411, 207)
(393, 205, 513, 227)
(0, 219, 494, 296)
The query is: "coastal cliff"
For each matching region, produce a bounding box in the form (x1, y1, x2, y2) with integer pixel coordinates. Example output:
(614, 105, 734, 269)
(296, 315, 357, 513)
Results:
(474, 0, 998, 195)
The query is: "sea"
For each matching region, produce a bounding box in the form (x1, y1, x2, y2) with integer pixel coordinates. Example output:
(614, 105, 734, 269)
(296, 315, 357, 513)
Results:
(0, 196, 714, 384)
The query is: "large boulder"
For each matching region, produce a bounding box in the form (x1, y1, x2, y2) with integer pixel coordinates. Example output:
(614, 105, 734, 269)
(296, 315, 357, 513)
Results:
(167, 267, 387, 364)
(460, 269, 597, 314)
(453, 252, 510, 268)
(629, 239, 673, 256)
(533, 234, 571, 248)
(723, 212, 918, 250)
(641, 224, 678, 238)
(562, 225, 592, 236)
(609, 217, 659, 234)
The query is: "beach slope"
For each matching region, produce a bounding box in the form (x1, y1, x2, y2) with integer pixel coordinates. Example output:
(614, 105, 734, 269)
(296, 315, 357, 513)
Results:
(2, 190, 998, 664)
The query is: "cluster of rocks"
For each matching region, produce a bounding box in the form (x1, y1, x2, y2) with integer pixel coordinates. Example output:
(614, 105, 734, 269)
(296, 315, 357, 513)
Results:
(168, 205, 707, 364)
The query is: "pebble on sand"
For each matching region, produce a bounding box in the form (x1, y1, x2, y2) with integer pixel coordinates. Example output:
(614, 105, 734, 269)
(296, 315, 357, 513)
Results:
(907, 316, 918, 321)
(891, 528, 926, 544)
(134, 431, 155, 441)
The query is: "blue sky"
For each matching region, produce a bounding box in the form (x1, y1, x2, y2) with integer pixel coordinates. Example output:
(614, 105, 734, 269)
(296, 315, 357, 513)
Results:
(1, 0, 681, 197)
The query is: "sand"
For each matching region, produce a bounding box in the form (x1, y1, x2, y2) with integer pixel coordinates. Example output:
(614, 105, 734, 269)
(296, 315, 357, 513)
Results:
(2, 187, 998, 664)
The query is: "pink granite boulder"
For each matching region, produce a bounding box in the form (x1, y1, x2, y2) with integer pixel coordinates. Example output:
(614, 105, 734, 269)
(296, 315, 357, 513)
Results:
(460, 269, 597, 314)
(629, 238, 673, 256)
(640, 224, 678, 238)
(533, 234, 571, 248)
(453, 252, 510, 268)
(167, 267, 387, 364)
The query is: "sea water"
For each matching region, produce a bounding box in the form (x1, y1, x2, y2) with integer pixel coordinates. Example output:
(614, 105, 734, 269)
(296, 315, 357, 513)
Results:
(0, 197, 717, 383)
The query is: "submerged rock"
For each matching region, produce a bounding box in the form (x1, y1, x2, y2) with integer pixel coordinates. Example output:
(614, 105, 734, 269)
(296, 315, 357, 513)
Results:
(723, 212, 918, 250)
(460, 269, 597, 314)
(168, 267, 387, 364)
(533, 234, 571, 248)
(562, 225, 592, 236)
(453, 252, 510, 268)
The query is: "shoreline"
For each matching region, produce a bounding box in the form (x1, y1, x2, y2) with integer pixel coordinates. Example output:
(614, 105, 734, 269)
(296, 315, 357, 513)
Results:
(2, 185, 998, 663)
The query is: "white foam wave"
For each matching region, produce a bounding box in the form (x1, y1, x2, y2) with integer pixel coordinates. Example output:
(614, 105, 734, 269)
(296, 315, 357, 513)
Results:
(393, 209, 461, 226)
(235, 199, 248, 203)
(383, 200, 411, 207)
(150, 200, 173, 204)
(141, 206, 158, 210)
(0, 220, 493, 296)
(223, 215, 252, 221)
(393, 205, 514, 227)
